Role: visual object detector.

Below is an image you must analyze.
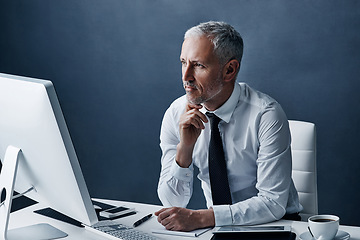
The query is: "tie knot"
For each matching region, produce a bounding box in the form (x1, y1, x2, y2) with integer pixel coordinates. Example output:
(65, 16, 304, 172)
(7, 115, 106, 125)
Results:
(206, 112, 221, 128)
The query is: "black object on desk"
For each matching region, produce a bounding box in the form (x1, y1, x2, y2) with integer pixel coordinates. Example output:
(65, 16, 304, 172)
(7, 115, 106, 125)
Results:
(10, 193, 37, 213)
(211, 232, 296, 240)
(34, 207, 83, 227)
(92, 200, 116, 212)
(92, 200, 136, 221)
(133, 213, 152, 227)
(34, 200, 136, 227)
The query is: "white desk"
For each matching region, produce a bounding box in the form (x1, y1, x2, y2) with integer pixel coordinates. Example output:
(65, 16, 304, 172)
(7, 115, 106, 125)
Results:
(8, 199, 360, 240)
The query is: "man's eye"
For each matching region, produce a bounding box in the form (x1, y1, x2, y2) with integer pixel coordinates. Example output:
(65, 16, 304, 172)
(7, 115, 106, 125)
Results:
(195, 63, 205, 68)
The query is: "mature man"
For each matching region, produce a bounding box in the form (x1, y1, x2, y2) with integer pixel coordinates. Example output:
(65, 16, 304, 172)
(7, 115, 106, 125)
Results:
(155, 21, 302, 232)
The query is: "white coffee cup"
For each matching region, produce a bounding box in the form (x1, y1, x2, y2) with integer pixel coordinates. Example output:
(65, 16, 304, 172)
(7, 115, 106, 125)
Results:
(308, 215, 339, 240)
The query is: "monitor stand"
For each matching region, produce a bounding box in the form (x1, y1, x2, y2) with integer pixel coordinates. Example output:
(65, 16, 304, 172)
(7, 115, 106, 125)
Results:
(0, 146, 67, 240)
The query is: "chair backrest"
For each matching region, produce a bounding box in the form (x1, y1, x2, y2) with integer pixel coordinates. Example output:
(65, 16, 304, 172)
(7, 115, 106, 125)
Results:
(288, 120, 318, 221)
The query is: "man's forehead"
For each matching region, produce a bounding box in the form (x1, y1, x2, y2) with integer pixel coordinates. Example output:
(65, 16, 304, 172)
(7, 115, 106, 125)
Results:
(180, 36, 215, 60)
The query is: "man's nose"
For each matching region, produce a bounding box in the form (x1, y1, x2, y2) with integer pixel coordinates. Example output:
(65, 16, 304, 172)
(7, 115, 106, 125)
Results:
(182, 64, 194, 82)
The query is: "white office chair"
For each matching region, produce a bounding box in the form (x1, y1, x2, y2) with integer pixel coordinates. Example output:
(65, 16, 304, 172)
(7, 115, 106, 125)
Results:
(289, 120, 318, 221)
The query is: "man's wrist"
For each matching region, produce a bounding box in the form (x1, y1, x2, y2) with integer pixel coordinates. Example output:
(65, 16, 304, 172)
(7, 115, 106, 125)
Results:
(194, 208, 215, 229)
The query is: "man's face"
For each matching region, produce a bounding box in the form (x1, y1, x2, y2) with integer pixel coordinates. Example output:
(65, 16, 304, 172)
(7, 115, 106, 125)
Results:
(180, 36, 224, 107)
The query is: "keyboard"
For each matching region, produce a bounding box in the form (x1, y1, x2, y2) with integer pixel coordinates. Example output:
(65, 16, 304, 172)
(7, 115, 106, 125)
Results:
(89, 220, 158, 240)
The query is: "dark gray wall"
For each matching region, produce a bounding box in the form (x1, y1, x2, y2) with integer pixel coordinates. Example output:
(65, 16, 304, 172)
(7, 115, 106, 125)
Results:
(1, 0, 359, 226)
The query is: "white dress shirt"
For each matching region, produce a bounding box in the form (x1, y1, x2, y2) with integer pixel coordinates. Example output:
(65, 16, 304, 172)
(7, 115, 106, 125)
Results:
(157, 82, 303, 226)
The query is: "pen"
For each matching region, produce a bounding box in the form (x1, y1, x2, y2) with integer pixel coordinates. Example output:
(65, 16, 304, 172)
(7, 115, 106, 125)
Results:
(308, 226, 314, 238)
(133, 214, 152, 227)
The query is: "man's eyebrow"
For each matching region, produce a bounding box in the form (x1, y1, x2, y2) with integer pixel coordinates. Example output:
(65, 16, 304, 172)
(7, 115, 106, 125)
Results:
(180, 57, 202, 62)
(179, 57, 207, 66)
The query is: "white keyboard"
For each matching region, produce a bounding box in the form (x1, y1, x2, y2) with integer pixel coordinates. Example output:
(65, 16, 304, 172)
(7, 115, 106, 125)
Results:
(89, 220, 158, 240)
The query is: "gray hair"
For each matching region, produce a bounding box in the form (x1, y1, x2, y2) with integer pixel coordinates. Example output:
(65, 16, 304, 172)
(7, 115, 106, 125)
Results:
(184, 21, 244, 66)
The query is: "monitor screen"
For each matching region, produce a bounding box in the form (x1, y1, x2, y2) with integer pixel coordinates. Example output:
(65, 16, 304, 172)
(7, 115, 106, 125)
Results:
(0, 73, 97, 226)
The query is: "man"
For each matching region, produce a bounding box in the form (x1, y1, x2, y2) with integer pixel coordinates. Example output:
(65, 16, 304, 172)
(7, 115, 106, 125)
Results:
(155, 21, 302, 232)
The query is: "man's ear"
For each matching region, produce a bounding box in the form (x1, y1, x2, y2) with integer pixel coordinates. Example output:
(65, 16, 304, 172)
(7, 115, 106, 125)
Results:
(223, 59, 240, 82)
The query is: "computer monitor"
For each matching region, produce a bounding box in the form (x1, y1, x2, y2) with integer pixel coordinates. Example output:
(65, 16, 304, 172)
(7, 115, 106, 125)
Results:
(0, 73, 98, 237)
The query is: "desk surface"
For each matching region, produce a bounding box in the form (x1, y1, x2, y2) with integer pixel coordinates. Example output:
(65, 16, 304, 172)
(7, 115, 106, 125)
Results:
(8, 199, 360, 240)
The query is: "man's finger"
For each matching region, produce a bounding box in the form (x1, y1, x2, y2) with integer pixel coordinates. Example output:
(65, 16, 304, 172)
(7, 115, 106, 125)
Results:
(189, 116, 205, 129)
(155, 208, 172, 222)
(187, 108, 208, 125)
(154, 208, 167, 216)
(186, 103, 202, 111)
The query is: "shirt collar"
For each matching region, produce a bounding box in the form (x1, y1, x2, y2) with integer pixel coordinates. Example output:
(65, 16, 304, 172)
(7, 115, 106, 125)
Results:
(200, 82, 240, 123)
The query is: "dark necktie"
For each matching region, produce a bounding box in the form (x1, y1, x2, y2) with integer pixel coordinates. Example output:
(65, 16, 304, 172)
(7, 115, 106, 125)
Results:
(206, 113, 232, 205)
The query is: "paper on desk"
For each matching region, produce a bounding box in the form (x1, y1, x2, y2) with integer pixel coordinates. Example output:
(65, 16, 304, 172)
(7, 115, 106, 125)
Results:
(151, 226, 211, 237)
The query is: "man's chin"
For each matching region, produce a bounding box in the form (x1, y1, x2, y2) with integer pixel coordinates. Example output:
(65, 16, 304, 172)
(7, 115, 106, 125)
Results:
(186, 95, 203, 105)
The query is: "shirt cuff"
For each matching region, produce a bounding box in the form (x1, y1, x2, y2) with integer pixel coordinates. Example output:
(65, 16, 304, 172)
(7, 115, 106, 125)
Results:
(212, 205, 233, 226)
(169, 160, 193, 182)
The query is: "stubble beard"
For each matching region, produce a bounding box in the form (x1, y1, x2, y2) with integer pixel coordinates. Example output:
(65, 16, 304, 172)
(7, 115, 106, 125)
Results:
(185, 72, 224, 106)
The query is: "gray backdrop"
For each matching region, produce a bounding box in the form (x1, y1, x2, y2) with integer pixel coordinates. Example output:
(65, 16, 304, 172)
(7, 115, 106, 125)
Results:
(1, 0, 359, 226)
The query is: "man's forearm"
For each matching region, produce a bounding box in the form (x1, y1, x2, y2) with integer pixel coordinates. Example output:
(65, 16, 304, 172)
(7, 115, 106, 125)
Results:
(175, 143, 194, 168)
(193, 208, 215, 229)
